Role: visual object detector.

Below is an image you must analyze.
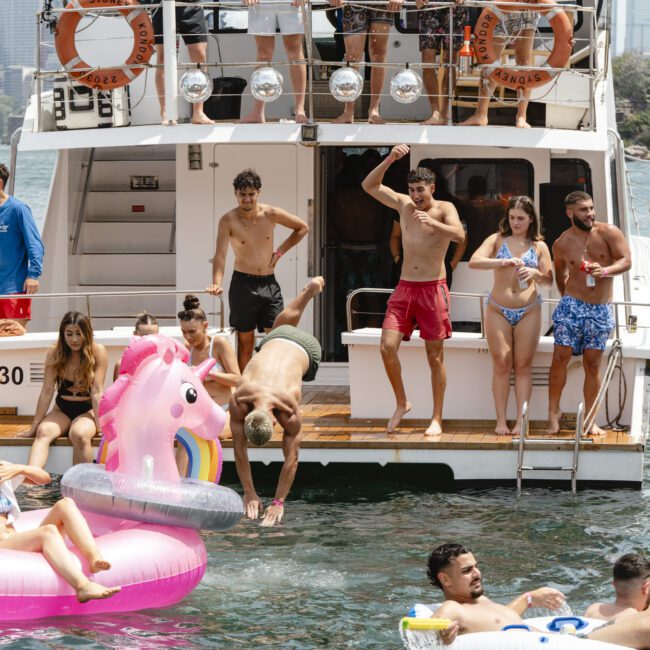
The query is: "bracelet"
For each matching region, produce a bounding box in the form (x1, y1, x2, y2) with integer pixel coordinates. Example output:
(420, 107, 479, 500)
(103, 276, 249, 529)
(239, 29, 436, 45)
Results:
(525, 592, 533, 608)
(601, 267, 608, 277)
(274, 250, 283, 258)
(272, 498, 284, 507)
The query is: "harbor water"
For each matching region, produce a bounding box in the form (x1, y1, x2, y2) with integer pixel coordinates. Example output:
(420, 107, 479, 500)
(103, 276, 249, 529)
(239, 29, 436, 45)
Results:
(0, 147, 649, 648)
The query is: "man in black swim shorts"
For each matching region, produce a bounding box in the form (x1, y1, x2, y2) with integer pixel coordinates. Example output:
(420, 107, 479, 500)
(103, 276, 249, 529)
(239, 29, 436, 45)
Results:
(129, 0, 213, 124)
(206, 169, 309, 370)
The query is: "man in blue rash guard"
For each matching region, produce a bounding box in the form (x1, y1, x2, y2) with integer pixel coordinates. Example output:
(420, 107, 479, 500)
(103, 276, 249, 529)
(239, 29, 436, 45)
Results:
(0, 164, 44, 329)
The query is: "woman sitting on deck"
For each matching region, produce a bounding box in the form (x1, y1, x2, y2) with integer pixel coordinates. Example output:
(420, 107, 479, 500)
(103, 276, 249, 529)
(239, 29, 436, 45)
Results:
(469, 196, 553, 435)
(18, 311, 108, 467)
(178, 294, 240, 439)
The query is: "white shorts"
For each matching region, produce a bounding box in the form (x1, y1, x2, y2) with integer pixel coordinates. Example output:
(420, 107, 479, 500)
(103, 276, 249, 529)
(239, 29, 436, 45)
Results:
(247, 3, 305, 36)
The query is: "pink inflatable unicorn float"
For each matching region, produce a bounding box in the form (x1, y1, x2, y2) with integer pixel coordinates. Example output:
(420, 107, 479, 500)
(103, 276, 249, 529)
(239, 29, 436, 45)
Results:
(0, 335, 243, 621)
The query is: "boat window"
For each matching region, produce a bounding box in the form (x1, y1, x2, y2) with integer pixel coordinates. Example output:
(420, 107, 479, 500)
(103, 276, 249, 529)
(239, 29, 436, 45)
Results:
(427, 159, 534, 260)
(550, 159, 592, 193)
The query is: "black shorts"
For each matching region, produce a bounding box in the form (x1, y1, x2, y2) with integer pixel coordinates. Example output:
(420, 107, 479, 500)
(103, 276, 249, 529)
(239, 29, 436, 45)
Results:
(152, 1, 208, 46)
(229, 271, 284, 333)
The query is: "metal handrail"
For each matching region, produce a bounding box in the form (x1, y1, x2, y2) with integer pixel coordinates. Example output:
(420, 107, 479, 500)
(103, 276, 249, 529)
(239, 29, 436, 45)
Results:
(0, 289, 226, 331)
(7, 128, 21, 195)
(571, 401, 584, 493)
(169, 202, 177, 253)
(516, 400, 529, 493)
(345, 287, 650, 339)
(71, 148, 95, 255)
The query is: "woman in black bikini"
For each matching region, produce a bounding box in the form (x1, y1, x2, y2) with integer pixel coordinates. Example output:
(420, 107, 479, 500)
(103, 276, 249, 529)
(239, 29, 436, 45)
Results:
(19, 311, 108, 467)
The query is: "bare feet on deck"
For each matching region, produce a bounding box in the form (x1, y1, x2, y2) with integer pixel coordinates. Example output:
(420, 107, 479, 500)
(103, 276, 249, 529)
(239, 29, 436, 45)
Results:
(368, 110, 386, 125)
(425, 419, 443, 437)
(421, 111, 446, 126)
(239, 112, 265, 124)
(76, 580, 120, 603)
(306, 276, 325, 296)
(546, 409, 562, 434)
(333, 112, 354, 124)
(510, 420, 522, 437)
(88, 556, 111, 573)
(387, 402, 412, 433)
(495, 421, 511, 436)
(516, 116, 531, 129)
(191, 111, 215, 125)
(15, 429, 35, 438)
(461, 114, 488, 127)
(586, 423, 607, 437)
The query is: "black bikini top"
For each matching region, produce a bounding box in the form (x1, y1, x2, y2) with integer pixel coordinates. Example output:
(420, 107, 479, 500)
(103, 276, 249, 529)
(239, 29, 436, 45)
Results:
(57, 378, 91, 399)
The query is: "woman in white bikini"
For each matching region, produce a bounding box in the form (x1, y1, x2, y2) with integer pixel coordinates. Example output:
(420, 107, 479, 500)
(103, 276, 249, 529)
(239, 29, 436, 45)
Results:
(177, 295, 240, 436)
(469, 196, 553, 435)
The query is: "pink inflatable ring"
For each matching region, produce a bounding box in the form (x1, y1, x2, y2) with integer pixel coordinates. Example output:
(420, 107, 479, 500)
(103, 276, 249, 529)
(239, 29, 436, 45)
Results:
(0, 509, 206, 621)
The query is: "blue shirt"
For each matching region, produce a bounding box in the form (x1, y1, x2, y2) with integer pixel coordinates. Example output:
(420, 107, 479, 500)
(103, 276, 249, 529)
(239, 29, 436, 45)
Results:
(0, 196, 44, 295)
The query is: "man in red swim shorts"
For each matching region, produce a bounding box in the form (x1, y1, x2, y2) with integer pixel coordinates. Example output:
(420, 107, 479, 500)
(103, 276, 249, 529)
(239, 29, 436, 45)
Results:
(362, 145, 465, 435)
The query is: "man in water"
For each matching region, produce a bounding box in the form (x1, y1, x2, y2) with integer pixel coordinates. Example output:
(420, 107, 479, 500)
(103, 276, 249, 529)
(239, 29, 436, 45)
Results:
(206, 169, 309, 370)
(0, 163, 44, 330)
(427, 542, 566, 644)
(229, 277, 324, 527)
(547, 191, 631, 436)
(362, 145, 465, 435)
(584, 554, 650, 621)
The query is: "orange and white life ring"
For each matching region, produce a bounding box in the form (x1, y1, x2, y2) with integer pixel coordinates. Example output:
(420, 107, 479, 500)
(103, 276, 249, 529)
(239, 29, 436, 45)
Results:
(55, 0, 154, 91)
(472, 0, 573, 91)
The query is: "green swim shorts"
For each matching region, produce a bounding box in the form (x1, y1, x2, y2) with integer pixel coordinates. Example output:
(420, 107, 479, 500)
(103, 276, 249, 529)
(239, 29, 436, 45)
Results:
(256, 325, 322, 382)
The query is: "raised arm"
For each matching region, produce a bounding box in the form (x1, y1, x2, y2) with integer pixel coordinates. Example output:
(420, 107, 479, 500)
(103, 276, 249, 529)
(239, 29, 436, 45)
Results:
(362, 144, 410, 211)
(269, 207, 309, 271)
(207, 215, 231, 296)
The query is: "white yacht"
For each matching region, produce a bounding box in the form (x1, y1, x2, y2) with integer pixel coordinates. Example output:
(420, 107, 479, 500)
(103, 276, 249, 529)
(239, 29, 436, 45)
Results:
(1, 0, 648, 487)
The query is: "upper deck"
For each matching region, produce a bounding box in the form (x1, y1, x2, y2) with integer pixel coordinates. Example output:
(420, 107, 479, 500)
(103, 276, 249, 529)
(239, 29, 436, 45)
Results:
(19, 0, 610, 152)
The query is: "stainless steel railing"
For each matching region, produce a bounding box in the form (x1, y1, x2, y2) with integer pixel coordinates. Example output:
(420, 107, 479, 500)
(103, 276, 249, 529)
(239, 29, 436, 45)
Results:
(0, 289, 226, 331)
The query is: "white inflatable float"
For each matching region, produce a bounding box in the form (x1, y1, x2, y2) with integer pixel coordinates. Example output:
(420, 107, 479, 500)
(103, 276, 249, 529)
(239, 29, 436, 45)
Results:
(400, 605, 630, 650)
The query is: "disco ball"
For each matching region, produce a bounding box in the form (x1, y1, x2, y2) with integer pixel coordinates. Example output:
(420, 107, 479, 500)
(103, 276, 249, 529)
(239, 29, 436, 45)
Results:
(329, 67, 364, 103)
(179, 68, 213, 104)
(390, 68, 423, 104)
(250, 67, 283, 103)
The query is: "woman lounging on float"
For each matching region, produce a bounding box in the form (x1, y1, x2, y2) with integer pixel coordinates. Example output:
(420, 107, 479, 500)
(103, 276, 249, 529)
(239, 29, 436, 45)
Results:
(18, 311, 108, 467)
(0, 460, 120, 603)
(469, 196, 553, 435)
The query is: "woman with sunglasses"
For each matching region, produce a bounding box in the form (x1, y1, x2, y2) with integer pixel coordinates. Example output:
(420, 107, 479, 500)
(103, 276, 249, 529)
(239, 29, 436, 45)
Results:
(469, 196, 553, 435)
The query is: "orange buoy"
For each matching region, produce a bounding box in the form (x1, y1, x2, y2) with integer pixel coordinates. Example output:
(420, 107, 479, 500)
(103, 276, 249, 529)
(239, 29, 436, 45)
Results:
(472, 0, 573, 91)
(55, 0, 154, 91)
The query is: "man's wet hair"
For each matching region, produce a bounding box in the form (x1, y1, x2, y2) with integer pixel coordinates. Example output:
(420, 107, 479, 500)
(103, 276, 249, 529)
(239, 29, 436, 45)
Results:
(407, 167, 436, 185)
(565, 190, 592, 206)
(613, 554, 650, 583)
(427, 543, 472, 590)
(233, 169, 262, 192)
(0, 164, 9, 189)
(244, 409, 274, 446)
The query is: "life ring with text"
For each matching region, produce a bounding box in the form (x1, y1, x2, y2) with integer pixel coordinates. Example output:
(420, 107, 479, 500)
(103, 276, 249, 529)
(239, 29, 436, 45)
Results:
(472, 0, 573, 91)
(55, 0, 154, 91)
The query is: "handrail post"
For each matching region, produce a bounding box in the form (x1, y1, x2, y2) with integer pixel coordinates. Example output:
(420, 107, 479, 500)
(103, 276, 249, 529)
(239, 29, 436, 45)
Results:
(572, 402, 584, 493)
(71, 149, 95, 255)
(516, 400, 528, 493)
(301, 0, 314, 123)
(36, 10, 43, 133)
(86, 293, 93, 326)
(163, 0, 178, 124)
(7, 128, 22, 195)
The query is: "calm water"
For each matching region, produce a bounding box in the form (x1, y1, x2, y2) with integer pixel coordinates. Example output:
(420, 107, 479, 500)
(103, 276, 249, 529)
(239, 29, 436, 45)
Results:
(0, 147, 649, 648)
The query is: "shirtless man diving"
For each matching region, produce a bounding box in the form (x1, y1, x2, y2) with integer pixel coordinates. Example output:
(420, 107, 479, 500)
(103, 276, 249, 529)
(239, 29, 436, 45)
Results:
(362, 145, 465, 435)
(207, 169, 309, 370)
(547, 191, 631, 436)
(230, 277, 324, 527)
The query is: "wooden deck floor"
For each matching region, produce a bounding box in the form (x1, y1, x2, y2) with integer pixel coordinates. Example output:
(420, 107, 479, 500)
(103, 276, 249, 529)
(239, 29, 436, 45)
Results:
(0, 386, 642, 452)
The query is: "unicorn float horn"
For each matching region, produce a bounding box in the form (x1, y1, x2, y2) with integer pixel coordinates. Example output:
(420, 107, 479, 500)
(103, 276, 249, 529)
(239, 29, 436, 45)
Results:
(194, 357, 216, 381)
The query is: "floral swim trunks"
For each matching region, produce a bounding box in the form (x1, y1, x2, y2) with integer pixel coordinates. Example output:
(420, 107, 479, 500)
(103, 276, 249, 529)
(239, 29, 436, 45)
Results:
(418, 6, 469, 52)
(552, 295, 615, 356)
(493, 10, 539, 46)
(342, 5, 393, 34)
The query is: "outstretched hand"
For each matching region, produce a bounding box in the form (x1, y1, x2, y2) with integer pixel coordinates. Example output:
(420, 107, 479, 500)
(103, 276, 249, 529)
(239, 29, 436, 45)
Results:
(438, 619, 460, 646)
(530, 587, 566, 610)
(389, 144, 410, 162)
(260, 504, 284, 527)
(0, 461, 22, 484)
(244, 494, 263, 519)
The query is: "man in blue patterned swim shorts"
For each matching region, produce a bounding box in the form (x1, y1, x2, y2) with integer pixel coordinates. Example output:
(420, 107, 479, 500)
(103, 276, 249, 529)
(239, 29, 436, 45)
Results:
(547, 191, 631, 436)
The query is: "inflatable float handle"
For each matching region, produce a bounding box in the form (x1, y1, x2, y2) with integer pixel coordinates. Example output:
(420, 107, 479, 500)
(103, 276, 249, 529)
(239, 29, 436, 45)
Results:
(401, 617, 452, 631)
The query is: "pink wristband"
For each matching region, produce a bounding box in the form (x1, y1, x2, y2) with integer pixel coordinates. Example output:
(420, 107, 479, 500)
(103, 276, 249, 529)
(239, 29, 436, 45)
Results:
(274, 250, 283, 258)
(272, 498, 284, 507)
(601, 267, 608, 277)
(525, 592, 533, 608)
